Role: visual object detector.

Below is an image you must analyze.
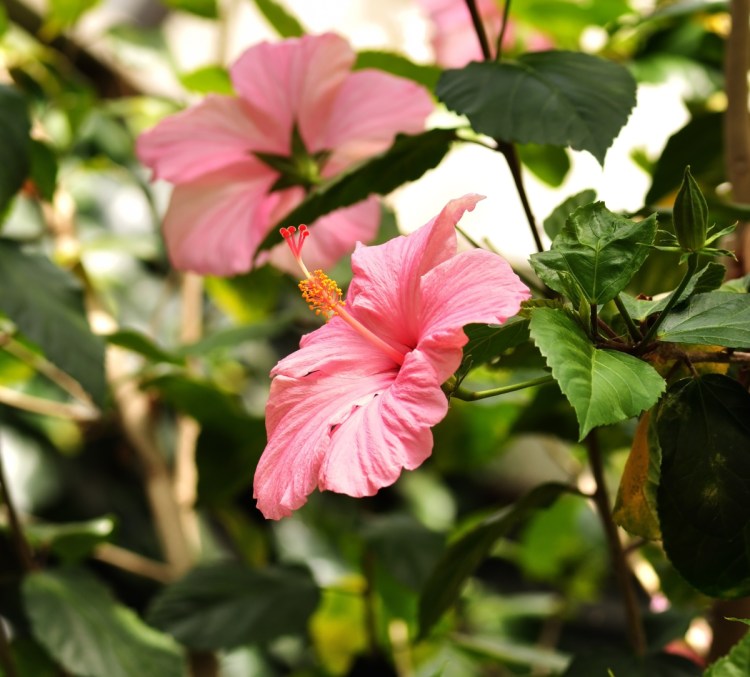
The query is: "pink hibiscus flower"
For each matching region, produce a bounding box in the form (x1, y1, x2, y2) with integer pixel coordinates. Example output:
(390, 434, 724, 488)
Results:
(254, 194, 531, 519)
(137, 33, 433, 276)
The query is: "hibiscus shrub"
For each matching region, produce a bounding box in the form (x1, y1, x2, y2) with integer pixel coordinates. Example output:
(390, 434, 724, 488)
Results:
(1, 1, 749, 676)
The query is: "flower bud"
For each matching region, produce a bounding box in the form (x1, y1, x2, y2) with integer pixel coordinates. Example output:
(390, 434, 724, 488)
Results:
(673, 165, 708, 251)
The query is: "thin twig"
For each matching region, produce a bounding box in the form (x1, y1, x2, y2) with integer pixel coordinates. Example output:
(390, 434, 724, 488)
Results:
(0, 618, 18, 677)
(451, 374, 554, 401)
(614, 294, 643, 342)
(92, 543, 176, 584)
(586, 432, 646, 656)
(495, 0, 512, 61)
(0, 386, 98, 421)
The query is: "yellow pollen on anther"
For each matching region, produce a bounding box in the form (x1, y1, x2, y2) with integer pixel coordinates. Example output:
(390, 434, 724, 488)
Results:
(299, 270, 345, 318)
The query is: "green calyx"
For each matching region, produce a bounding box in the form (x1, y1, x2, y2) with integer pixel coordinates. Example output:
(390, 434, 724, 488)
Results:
(672, 165, 708, 252)
(253, 124, 331, 193)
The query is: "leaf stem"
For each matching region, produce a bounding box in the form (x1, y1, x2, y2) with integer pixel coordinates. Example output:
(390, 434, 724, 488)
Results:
(0, 432, 35, 572)
(496, 141, 545, 252)
(495, 0, 512, 61)
(0, 386, 98, 421)
(590, 304, 599, 340)
(451, 374, 554, 401)
(463, 0, 493, 60)
(614, 294, 642, 342)
(585, 431, 646, 656)
(637, 253, 699, 350)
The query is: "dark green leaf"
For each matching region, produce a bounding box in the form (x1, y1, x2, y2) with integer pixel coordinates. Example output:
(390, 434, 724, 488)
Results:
(705, 625, 750, 676)
(261, 129, 455, 251)
(162, 0, 217, 18)
(418, 482, 572, 637)
(658, 292, 750, 348)
(178, 316, 291, 356)
(178, 65, 233, 94)
(363, 515, 445, 592)
(0, 5, 7, 37)
(105, 329, 184, 365)
(0, 240, 107, 407)
(531, 202, 658, 305)
(0, 85, 31, 215)
(529, 308, 665, 439)
(646, 112, 723, 205)
(24, 516, 116, 562)
(250, 0, 304, 37)
(28, 139, 58, 202)
(147, 562, 320, 649)
(657, 375, 750, 597)
(517, 144, 570, 187)
(354, 50, 441, 91)
(562, 650, 702, 676)
(619, 262, 726, 321)
(437, 52, 636, 164)
(23, 568, 185, 677)
(461, 317, 530, 369)
(543, 189, 597, 240)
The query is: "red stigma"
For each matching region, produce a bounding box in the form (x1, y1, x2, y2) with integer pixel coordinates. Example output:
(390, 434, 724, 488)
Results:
(280, 225, 309, 260)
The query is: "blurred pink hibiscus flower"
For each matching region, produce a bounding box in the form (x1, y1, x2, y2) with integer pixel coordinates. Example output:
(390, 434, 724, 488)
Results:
(137, 33, 433, 276)
(253, 194, 531, 519)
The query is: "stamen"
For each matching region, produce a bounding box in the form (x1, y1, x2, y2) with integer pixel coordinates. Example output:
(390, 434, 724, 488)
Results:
(280, 225, 405, 366)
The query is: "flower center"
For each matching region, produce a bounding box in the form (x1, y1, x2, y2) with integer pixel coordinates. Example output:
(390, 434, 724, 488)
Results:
(280, 226, 405, 366)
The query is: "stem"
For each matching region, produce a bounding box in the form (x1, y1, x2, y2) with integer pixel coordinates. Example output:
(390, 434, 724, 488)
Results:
(463, 0, 493, 60)
(92, 543, 176, 584)
(637, 253, 698, 349)
(0, 333, 98, 413)
(451, 374, 554, 401)
(0, 386, 98, 421)
(614, 295, 643, 342)
(585, 432, 646, 656)
(496, 141, 545, 252)
(362, 550, 380, 658)
(0, 432, 34, 572)
(590, 304, 598, 340)
(495, 0, 512, 61)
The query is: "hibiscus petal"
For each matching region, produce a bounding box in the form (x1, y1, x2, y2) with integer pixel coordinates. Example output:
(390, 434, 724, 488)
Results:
(260, 198, 380, 275)
(320, 348, 448, 496)
(321, 71, 433, 174)
(230, 33, 354, 153)
(346, 194, 484, 349)
(161, 166, 274, 275)
(136, 96, 271, 183)
(417, 248, 531, 380)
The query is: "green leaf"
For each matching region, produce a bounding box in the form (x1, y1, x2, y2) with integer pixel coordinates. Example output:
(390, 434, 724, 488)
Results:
(562, 650, 702, 676)
(646, 112, 722, 205)
(543, 189, 597, 240)
(437, 51, 636, 164)
(161, 0, 217, 18)
(250, 0, 304, 37)
(0, 4, 8, 37)
(24, 516, 116, 562)
(260, 129, 455, 251)
(45, 0, 100, 30)
(529, 308, 665, 439)
(418, 482, 572, 637)
(531, 202, 658, 305)
(28, 139, 58, 202)
(178, 65, 233, 94)
(0, 240, 107, 407)
(619, 262, 726, 321)
(354, 50, 442, 91)
(461, 317, 530, 369)
(657, 375, 750, 598)
(517, 143, 570, 187)
(0, 85, 31, 215)
(105, 329, 184, 365)
(147, 562, 320, 649)
(363, 515, 445, 592)
(657, 292, 750, 348)
(23, 568, 186, 677)
(178, 316, 291, 356)
(704, 625, 750, 676)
